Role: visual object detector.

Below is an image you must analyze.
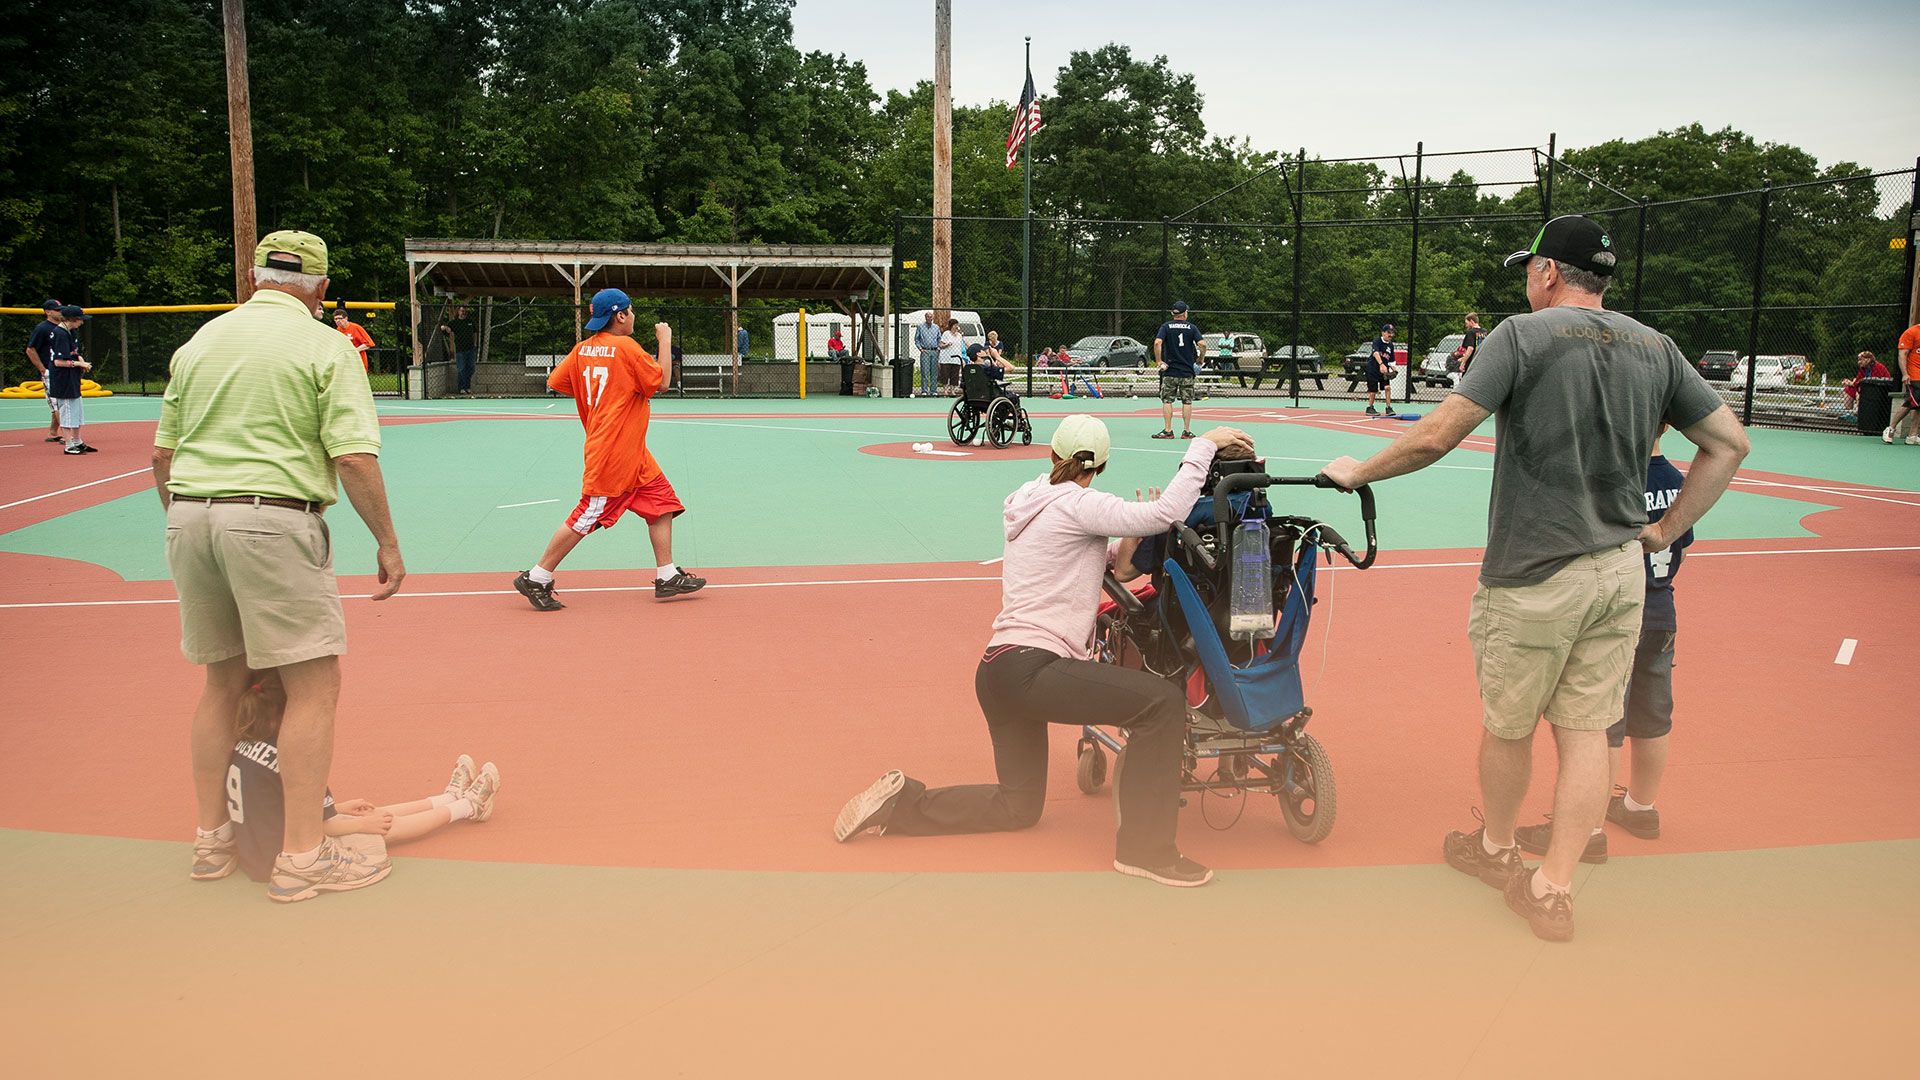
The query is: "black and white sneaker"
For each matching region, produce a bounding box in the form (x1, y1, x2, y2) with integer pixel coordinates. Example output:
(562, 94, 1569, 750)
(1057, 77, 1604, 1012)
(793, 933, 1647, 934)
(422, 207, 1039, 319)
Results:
(512, 571, 564, 611)
(834, 770, 906, 841)
(62, 444, 84, 455)
(77, 443, 98, 453)
(1113, 853, 1214, 888)
(654, 570, 707, 599)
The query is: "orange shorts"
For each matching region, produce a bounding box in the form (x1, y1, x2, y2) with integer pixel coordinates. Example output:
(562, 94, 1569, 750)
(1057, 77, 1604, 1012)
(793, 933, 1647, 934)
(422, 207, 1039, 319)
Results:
(565, 474, 685, 535)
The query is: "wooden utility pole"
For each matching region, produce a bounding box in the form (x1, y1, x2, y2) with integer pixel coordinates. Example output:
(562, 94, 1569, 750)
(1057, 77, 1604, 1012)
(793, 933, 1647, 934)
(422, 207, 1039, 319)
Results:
(223, 0, 257, 302)
(932, 0, 952, 319)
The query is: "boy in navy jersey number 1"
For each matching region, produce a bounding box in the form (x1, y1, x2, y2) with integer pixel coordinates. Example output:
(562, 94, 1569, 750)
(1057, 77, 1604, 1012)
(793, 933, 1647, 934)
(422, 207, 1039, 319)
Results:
(216, 671, 501, 902)
(1517, 426, 1690, 862)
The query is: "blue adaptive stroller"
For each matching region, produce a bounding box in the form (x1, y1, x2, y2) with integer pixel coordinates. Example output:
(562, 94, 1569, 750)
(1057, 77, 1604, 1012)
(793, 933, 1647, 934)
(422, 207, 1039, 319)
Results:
(1076, 460, 1377, 842)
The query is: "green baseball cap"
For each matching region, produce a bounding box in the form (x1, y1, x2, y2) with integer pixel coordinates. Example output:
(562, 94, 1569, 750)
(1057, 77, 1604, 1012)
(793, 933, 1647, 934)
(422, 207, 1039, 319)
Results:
(254, 230, 329, 275)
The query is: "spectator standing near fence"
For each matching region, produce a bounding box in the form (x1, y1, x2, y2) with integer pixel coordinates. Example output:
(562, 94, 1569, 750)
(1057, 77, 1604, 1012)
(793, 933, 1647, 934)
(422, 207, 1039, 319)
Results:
(1365, 324, 1397, 415)
(24, 299, 64, 443)
(1842, 350, 1888, 414)
(1883, 322, 1920, 444)
(1152, 300, 1201, 440)
(938, 318, 966, 395)
(48, 305, 94, 454)
(438, 303, 476, 396)
(154, 229, 406, 903)
(332, 308, 375, 371)
(1458, 312, 1482, 375)
(737, 324, 750, 360)
(912, 311, 941, 397)
(512, 288, 705, 612)
(1322, 215, 1748, 941)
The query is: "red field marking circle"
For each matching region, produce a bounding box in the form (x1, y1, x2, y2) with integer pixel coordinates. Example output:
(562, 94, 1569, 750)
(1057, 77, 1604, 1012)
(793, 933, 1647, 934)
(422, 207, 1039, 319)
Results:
(859, 441, 1051, 461)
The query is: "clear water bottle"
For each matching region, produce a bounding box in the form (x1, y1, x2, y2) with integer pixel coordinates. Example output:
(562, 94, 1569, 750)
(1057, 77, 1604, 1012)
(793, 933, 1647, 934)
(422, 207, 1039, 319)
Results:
(1228, 518, 1275, 641)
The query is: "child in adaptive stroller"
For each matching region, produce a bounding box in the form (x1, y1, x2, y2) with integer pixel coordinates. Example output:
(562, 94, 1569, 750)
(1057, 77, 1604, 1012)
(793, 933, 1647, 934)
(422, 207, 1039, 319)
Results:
(835, 414, 1255, 887)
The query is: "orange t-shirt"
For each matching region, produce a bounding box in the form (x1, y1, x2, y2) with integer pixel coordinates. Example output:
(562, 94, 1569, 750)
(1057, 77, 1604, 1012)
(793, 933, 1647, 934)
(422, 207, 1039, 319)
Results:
(548, 332, 664, 496)
(1900, 324, 1920, 380)
(336, 322, 375, 369)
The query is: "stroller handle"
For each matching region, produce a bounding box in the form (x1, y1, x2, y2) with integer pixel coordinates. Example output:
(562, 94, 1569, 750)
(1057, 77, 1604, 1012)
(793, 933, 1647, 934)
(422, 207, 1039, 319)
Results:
(1212, 472, 1378, 570)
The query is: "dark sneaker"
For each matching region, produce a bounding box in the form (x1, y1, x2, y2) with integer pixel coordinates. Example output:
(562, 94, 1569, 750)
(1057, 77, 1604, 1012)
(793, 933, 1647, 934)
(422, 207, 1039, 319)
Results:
(1151, 430, 1176, 439)
(654, 570, 707, 599)
(1504, 868, 1575, 942)
(1180, 431, 1194, 439)
(78, 443, 98, 453)
(1607, 792, 1661, 839)
(62, 444, 84, 455)
(45, 435, 64, 443)
(834, 769, 906, 841)
(1513, 819, 1608, 864)
(1114, 853, 1214, 888)
(1364, 406, 1378, 415)
(1442, 814, 1525, 889)
(513, 571, 564, 611)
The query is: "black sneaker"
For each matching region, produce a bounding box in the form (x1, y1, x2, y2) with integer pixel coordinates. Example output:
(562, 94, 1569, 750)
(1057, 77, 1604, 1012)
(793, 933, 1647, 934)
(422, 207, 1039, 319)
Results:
(654, 570, 707, 599)
(77, 443, 98, 453)
(1113, 853, 1214, 888)
(1607, 791, 1661, 839)
(62, 444, 84, 455)
(1151, 430, 1176, 439)
(1364, 405, 1378, 415)
(1513, 818, 1608, 864)
(44, 435, 63, 443)
(1504, 867, 1575, 942)
(1442, 812, 1525, 889)
(834, 770, 905, 841)
(512, 571, 564, 611)
(1180, 431, 1194, 439)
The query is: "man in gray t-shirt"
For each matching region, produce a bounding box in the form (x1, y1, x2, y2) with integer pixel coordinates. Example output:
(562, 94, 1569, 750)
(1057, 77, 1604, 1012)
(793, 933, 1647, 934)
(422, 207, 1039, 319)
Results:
(1322, 215, 1749, 942)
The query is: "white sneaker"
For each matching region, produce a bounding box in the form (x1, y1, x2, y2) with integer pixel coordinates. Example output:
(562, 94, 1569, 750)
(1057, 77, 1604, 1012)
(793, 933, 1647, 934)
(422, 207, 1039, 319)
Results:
(465, 762, 500, 822)
(1884, 427, 1895, 443)
(834, 770, 905, 841)
(1907, 436, 1920, 446)
(446, 754, 476, 798)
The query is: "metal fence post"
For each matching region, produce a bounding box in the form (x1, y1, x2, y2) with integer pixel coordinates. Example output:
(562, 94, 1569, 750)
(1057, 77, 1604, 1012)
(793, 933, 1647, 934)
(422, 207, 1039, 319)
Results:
(1906, 158, 1919, 326)
(1291, 147, 1305, 408)
(1543, 132, 1556, 220)
(1403, 141, 1422, 408)
(1160, 219, 1170, 322)
(1631, 198, 1649, 319)
(1742, 180, 1772, 426)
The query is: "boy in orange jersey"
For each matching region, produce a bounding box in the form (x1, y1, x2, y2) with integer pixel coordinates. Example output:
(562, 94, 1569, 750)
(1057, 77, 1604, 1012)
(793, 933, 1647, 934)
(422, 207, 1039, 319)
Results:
(512, 288, 706, 610)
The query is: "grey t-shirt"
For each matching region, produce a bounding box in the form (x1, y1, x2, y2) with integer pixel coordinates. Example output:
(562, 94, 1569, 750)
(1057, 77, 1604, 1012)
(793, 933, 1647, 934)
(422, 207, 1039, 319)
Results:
(1453, 305, 1725, 588)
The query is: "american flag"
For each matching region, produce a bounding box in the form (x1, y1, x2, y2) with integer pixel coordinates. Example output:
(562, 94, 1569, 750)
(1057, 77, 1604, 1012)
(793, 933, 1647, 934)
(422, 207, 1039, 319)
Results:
(1005, 70, 1043, 168)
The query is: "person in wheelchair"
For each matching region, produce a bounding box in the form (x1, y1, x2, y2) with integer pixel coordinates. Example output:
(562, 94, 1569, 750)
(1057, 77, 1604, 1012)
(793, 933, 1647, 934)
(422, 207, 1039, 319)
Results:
(834, 415, 1255, 887)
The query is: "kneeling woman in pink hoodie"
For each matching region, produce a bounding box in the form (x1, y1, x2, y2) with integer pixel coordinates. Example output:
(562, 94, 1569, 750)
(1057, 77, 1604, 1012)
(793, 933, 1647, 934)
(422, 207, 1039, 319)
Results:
(834, 414, 1254, 887)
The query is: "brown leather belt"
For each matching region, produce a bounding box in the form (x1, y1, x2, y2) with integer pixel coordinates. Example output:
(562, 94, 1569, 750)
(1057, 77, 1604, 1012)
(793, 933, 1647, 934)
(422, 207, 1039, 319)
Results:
(181, 495, 323, 514)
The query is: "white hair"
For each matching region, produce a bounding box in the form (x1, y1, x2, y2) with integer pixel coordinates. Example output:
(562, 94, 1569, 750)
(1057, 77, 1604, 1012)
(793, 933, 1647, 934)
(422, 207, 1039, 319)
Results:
(1551, 259, 1612, 298)
(252, 265, 328, 291)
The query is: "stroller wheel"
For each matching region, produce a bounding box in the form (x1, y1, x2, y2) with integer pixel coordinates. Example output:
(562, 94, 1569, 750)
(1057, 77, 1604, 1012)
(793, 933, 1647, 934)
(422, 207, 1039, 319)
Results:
(1277, 734, 1337, 844)
(1075, 741, 1108, 794)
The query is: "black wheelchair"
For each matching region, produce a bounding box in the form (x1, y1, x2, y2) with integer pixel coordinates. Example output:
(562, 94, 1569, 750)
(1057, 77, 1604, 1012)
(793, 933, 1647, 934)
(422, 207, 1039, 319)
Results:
(947, 364, 1035, 448)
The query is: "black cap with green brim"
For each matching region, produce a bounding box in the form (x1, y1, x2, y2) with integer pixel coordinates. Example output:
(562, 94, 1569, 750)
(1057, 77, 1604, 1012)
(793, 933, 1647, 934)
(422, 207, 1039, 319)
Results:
(1503, 215, 1617, 276)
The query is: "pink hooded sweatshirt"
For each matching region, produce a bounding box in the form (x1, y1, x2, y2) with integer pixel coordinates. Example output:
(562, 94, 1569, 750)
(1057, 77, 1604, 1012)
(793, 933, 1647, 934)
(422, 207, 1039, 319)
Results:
(987, 439, 1218, 660)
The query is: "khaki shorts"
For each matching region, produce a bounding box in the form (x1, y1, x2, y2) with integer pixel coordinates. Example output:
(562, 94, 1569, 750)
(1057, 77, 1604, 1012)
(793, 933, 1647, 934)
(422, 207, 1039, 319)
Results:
(1468, 542, 1645, 738)
(165, 499, 346, 669)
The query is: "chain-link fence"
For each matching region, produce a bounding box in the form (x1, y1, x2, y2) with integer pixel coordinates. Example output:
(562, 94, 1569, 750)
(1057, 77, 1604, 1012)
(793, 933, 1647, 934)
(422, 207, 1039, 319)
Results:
(896, 146, 1918, 432)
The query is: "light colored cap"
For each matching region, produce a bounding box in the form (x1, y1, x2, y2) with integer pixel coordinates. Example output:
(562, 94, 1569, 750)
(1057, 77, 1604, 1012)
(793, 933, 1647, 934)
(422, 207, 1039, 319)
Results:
(1050, 414, 1110, 468)
(254, 230, 328, 275)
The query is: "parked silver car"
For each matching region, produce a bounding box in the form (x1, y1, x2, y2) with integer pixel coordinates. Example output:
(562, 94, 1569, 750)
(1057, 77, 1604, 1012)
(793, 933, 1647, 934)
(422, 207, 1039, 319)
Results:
(1063, 335, 1150, 369)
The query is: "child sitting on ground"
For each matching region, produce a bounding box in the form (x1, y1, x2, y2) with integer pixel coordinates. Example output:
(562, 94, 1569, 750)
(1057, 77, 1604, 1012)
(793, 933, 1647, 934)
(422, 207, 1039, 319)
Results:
(225, 671, 500, 893)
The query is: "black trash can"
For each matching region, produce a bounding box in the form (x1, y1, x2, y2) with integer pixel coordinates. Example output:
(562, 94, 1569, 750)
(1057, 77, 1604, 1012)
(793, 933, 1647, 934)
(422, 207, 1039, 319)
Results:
(894, 356, 916, 398)
(838, 357, 855, 396)
(1856, 377, 1898, 435)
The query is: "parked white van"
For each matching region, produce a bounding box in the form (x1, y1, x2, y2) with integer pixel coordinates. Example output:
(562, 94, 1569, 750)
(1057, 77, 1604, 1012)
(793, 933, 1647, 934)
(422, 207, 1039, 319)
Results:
(773, 311, 853, 360)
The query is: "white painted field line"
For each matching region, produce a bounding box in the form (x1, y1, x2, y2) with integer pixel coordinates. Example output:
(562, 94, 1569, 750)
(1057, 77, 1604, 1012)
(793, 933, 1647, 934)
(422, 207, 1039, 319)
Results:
(978, 556, 1003, 565)
(1835, 638, 1858, 665)
(0, 467, 150, 511)
(495, 498, 561, 509)
(1730, 476, 1920, 509)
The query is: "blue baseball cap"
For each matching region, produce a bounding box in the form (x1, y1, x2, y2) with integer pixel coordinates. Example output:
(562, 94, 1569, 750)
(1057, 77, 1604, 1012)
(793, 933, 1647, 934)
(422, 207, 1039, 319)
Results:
(1171, 300, 1189, 313)
(585, 288, 631, 332)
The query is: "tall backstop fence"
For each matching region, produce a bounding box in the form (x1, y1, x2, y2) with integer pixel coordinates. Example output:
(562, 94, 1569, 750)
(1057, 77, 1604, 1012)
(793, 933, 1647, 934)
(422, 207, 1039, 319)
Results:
(894, 146, 1919, 432)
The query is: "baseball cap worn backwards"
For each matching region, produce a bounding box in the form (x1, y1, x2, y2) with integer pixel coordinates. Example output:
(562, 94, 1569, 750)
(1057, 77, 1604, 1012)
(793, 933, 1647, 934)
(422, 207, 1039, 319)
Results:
(254, 230, 329, 275)
(1050, 414, 1111, 469)
(1504, 215, 1617, 276)
(585, 288, 631, 332)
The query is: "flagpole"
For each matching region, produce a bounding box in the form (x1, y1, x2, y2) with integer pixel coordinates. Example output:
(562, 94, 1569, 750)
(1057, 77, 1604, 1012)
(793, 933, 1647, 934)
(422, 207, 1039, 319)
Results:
(1021, 37, 1033, 399)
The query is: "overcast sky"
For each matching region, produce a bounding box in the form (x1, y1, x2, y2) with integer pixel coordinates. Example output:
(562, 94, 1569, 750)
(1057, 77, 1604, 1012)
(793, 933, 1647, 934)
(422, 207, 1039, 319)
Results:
(790, 0, 1916, 178)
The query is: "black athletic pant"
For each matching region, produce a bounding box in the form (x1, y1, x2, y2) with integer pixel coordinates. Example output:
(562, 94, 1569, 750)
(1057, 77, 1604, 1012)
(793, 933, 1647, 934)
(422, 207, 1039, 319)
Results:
(886, 645, 1188, 867)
